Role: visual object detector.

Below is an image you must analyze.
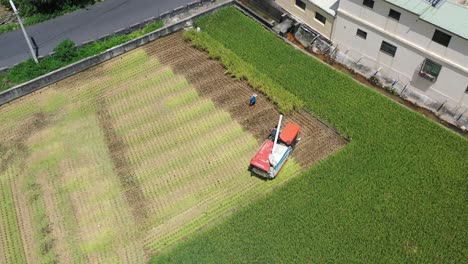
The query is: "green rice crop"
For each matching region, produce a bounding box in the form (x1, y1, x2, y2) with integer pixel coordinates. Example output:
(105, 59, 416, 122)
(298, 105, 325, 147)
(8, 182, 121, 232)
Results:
(153, 7, 468, 263)
(145, 158, 301, 252)
(185, 30, 303, 113)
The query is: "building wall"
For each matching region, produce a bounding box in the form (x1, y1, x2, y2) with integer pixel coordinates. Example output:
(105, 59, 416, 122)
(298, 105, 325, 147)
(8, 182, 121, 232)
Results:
(336, 0, 467, 66)
(276, 0, 334, 38)
(332, 0, 468, 106)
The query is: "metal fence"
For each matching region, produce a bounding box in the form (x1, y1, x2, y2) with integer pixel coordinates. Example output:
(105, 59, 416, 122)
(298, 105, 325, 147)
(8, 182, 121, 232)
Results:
(291, 24, 467, 129)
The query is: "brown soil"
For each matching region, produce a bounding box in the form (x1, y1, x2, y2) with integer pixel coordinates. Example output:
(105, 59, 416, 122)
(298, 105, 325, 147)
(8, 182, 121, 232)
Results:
(286, 33, 467, 137)
(287, 32, 305, 49)
(96, 99, 148, 224)
(0, 6, 15, 26)
(144, 32, 346, 169)
(0, 112, 50, 175)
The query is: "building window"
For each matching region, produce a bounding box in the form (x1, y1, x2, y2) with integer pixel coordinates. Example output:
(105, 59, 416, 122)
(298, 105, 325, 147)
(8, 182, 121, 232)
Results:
(388, 9, 401, 21)
(363, 0, 374, 8)
(380, 41, 397, 57)
(295, 0, 306, 10)
(315, 12, 326, 24)
(356, 29, 367, 39)
(432, 29, 451, 47)
(419, 59, 442, 82)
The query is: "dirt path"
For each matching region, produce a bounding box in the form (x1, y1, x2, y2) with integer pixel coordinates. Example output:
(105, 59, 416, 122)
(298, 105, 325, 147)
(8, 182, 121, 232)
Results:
(144, 32, 346, 169)
(0, 6, 14, 26)
(96, 99, 149, 224)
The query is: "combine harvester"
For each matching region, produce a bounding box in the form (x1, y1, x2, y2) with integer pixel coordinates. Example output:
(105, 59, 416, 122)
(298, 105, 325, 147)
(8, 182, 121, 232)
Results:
(249, 115, 301, 179)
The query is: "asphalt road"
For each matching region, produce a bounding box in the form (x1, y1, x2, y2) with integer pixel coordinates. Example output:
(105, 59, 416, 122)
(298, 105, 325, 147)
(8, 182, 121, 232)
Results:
(0, 0, 192, 69)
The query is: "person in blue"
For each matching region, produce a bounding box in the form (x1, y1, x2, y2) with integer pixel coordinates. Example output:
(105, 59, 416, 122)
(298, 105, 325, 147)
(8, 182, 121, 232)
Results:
(249, 93, 257, 106)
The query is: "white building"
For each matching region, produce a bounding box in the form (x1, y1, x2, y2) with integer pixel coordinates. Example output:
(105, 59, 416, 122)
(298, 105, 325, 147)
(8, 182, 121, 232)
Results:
(275, 0, 339, 39)
(332, 0, 468, 108)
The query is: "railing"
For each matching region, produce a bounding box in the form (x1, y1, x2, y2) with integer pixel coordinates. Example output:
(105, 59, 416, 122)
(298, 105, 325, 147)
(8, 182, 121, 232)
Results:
(425, 0, 442, 7)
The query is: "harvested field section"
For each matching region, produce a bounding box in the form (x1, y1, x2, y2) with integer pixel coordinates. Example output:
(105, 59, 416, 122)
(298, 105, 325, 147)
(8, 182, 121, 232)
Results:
(99, 61, 302, 253)
(0, 39, 335, 262)
(144, 32, 346, 168)
(0, 167, 26, 264)
(0, 50, 161, 263)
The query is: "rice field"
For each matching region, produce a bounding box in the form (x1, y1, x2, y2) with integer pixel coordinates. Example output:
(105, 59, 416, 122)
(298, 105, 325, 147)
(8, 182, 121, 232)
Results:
(0, 47, 305, 263)
(152, 8, 468, 263)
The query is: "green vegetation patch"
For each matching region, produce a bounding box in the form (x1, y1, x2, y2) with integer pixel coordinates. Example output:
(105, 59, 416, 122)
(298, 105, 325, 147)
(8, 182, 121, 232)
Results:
(153, 7, 468, 263)
(185, 29, 303, 113)
(0, 0, 99, 34)
(1, 20, 163, 91)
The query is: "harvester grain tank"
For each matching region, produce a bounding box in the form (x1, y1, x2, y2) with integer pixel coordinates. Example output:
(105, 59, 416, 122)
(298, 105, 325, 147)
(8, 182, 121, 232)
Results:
(249, 115, 300, 179)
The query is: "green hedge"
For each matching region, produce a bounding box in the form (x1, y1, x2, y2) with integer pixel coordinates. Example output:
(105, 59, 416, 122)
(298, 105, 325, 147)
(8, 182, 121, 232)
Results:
(1, 20, 163, 92)
(0, 0, 97, 17)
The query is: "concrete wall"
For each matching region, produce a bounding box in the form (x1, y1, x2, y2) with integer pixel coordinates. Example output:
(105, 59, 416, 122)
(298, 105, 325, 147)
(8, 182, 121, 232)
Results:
(0, 0, 233, 106)
(276, 0, 334, 39)
(332, 0, 468, 107)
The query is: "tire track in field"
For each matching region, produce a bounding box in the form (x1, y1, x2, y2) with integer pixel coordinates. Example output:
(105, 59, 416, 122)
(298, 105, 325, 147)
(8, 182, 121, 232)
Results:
(96, 100, 149, 224)
(0, 113, 48, 174)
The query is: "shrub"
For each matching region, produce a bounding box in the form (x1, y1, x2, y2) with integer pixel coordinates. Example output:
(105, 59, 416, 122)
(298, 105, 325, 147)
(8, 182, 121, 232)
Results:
(53, 39, 77, 63)
(0, 72, 10, 91)
(0, 0, 97, 17)
(1, 19, 163, 92)
(141, 20, 164, 35)
(0, 24, 19, 34)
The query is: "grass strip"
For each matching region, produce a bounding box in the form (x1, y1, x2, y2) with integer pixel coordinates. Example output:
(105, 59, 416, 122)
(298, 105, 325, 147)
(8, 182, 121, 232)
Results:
(1, 20, 163, 92)
(184, 30, 303, 114)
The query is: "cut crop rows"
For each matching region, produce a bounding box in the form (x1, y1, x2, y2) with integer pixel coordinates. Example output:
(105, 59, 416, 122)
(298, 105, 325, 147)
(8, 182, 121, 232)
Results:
(0, 40, 320, 263)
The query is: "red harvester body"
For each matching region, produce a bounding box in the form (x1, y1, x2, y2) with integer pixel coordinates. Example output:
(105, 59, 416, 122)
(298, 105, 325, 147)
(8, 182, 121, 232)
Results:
(249, 115, 301, 179)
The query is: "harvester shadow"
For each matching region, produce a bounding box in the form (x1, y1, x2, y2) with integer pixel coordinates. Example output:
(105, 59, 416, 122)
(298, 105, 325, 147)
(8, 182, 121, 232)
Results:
(247, 167, 271, 181)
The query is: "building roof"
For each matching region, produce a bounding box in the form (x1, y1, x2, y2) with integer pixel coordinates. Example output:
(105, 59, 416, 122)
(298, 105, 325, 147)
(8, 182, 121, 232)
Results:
(308, 0, 339, 16)
(385, 0, 468, 39)
(385, 0, 433, 14)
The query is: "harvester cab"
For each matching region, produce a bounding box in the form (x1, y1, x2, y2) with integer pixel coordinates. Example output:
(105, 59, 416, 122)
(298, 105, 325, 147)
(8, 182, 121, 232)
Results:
(249, 115, 300, 179)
